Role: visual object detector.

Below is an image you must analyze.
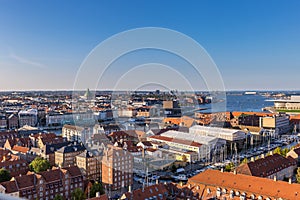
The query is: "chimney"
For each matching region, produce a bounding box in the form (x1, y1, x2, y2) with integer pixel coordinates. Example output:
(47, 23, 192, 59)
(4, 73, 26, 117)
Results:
(128, 185, 132, 193)
(233, 170, 237, 175)
(251, 157, 255, 162)
(96, 192, 100, 197)
(274, 176, 277, 182)
(289, 178, 292, 184)
(156, 179, 159, 185)
(221, 168, 224, 172)
(270, 151, 273, 155)
(261, 154, 265, 159)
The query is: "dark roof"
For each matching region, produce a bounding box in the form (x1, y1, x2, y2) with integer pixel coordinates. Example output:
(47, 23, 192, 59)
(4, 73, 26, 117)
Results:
(44, 141, 69, 154)
(14, 174, 35, 189)
(62, 166, 82, 177)
(0, 181, 18, 193)
(56, 143, 85, 154)
(141, 141, 153, 146)
(39, 169, 62, 183)
(236, 154, 297, 177)
(122, 183, 168, 200)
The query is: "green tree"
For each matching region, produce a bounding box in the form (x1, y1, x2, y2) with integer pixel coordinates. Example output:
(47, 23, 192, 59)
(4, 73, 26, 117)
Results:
(281, 148, 290, 157)
(241, 158, 249, 164)
(225, 162, 235, 172)
(29, 157, 50, 173)
(274, 147, 282, 155)
(181, 155, 187, 162)
(0, 168, 11, 182)
(54, 194, 64, 200)
(71, 188, 85, 200)
(89, 182, 105, 198)
(296, 168, 300, 183)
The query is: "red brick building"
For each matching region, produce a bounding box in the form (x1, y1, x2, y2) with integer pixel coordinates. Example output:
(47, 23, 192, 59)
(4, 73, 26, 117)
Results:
(101, 145, 133, 191)
(0, 166, 84, 200)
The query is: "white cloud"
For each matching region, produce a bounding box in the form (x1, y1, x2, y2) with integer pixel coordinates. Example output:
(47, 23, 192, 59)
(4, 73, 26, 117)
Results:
(9, 53, 47, 69)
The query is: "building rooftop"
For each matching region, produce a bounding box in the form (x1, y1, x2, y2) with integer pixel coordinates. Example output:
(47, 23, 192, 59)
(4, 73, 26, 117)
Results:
(236, 154, 297, 177)
(189, 169, 300, 199)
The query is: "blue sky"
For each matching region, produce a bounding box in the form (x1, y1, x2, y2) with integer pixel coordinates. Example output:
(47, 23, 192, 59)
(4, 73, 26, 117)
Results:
(0, 0, 300, 91)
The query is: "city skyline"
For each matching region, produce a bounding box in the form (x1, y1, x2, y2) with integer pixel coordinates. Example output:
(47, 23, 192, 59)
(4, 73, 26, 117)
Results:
(1, 1, 300, 91)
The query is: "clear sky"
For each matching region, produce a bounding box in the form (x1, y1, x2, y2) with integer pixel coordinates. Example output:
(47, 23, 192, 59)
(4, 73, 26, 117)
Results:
(0, 0, 300, 91)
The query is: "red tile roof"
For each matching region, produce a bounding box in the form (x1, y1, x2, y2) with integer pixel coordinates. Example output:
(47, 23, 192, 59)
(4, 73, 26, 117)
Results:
(12, 145, 29, 153)
(232, 111, 275, 118)
(189, 169, 300, 199)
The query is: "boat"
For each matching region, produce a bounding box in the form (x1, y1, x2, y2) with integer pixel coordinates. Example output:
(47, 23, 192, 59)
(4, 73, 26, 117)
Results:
(171, 174, 188, 181)
(244, 91, 257, 95)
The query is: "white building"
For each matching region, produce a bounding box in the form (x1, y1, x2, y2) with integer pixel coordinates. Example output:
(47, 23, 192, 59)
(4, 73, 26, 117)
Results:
(260, 113, 290, 135)
(189, 125, 246, 142)
(273, 95, 300, 110)
(18, 109, 38, 127)
(46, 111, 94, 126)
(62, 124, 92, 144)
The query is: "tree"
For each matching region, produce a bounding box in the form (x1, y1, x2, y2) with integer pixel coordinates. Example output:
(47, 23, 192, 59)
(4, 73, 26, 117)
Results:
(241, 158, 249, 164)
(0, 168, 11, 182)
(281, 148, 290, 157)
(71, 188, 85, 200)
(224, 162, 235, 172)
(54, 194, 64, 200)
(181, 155, 187, 162)
(296, 167, 300, 183)
(29, 157, 50, 173)
(274, 147, 282, 155)
(89, 182, 105, 198)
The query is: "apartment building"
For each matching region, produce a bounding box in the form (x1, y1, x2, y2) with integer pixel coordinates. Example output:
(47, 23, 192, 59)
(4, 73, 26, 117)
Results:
(101, 145, 133, 191)
(18, 109, 38, 127)
(62, 124, 92, 144)
(0, 158, 28, 177)
(76, 150, 101, 181)
(7, 114, 18, 130)
(55, 143, 85, 168)
(0, 114, 7, 130)
(0, 131, 18, 147)
(0, 166, 84, 200)
(260, 113, 290, 135)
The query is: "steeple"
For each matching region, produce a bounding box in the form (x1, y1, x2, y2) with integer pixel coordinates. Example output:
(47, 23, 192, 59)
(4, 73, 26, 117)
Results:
(84, 88, 92, 100)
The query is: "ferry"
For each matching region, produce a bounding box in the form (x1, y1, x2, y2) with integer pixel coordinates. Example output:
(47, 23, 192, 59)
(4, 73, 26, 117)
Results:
(244, 91, 257, 95)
